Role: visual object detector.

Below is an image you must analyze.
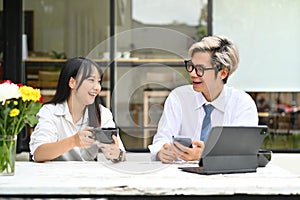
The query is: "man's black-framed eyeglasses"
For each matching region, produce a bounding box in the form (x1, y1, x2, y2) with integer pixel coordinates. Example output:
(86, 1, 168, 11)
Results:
(184, 60, 217, 77)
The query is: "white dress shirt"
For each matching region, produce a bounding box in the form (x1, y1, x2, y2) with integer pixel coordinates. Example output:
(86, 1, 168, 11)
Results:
(30, 101, 125, 161)
(148, 85, 258, 161)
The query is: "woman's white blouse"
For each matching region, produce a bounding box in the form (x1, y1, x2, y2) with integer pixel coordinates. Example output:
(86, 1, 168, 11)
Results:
(30, 101, 125, 161)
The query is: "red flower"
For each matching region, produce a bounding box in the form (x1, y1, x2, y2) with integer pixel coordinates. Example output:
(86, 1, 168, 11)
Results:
(0, 80, 23, 87)
(38, 95, 44, 103)
(0, 80, 12, 84)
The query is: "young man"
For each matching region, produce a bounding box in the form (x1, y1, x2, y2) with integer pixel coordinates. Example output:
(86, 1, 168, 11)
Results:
(149, 35, 258, 163)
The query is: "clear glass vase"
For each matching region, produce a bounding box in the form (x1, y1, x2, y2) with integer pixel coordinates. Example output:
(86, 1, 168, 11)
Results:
(0, 135, 17, 176)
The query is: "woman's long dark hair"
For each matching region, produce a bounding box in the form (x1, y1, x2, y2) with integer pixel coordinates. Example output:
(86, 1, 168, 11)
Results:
(47, 56, 104, 127)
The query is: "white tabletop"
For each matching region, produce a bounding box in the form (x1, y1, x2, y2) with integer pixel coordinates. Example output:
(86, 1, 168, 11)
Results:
(1, 153, 300, 197)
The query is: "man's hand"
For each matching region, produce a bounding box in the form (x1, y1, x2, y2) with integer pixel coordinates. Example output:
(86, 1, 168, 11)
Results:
(157, 143, 179, 163)
(172, 140, 205, 161)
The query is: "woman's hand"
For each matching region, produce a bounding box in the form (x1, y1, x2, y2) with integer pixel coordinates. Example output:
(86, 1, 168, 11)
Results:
(73, 127, 95, 148)
(98, 135, 123, 161)
(33, 127, 96, 162)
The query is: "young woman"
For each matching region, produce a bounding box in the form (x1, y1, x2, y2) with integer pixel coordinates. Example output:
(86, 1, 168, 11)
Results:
(30, 57, 126, 162)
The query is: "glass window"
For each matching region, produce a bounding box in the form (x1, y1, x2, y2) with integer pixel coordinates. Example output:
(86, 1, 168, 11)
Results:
(115, 0, 208, 58)
(113, 0, 208, 149)
(213, 0, 300, 152)
(132, 0, 203, 26)
(23, 0, 110, 58)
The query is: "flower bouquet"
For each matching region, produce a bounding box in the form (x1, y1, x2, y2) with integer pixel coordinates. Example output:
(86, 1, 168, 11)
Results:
(0, 80, 42, 175)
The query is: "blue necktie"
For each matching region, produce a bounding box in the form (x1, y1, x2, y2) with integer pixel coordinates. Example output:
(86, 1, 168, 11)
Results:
(200, 104, 213, 142)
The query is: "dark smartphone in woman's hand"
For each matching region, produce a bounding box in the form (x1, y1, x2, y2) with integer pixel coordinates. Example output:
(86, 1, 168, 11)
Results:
(90, 127, 118, 144)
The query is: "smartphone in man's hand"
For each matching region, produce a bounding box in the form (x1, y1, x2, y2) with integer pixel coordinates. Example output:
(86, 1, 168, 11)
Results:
(173, 136, 193, 148)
